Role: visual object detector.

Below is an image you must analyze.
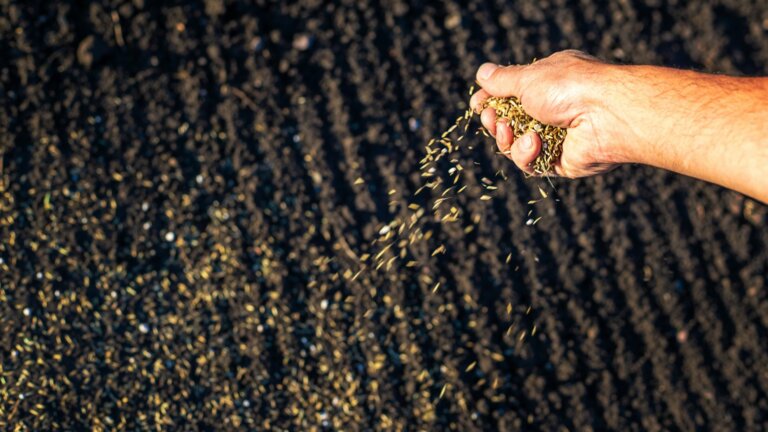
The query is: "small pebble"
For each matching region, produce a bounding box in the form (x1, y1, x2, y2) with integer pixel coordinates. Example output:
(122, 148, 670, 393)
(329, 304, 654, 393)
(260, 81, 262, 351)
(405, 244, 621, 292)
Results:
(292, 34, 313, 51)
(249, 37, 263, 51)
(408, 117, 421, 131)
(445, 14, 461, 29)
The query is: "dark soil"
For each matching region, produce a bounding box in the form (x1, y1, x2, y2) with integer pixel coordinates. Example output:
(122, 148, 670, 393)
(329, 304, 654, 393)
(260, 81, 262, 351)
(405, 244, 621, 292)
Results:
(2, 0, 768, 430)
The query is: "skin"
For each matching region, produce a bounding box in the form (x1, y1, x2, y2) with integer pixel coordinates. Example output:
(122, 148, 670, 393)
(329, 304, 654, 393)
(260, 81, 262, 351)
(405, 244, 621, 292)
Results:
(470, 50, 768, 203)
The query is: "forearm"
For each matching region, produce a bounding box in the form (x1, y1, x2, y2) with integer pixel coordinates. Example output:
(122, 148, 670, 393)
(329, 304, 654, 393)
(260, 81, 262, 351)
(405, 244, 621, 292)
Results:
(607, 65, 768, 202)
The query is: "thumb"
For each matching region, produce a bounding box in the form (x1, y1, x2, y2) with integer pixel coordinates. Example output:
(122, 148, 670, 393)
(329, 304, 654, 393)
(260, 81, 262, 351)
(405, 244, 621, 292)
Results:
(476, 63, 526, 98)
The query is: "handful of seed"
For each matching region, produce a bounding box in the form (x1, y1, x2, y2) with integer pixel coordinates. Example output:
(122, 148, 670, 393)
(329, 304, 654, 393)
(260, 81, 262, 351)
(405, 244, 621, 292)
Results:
(480, 96, 566, 175)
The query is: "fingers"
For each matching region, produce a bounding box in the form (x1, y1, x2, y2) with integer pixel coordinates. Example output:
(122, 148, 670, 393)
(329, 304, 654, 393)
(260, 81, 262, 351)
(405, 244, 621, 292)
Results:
(496, 121, 512, 157)
(480, 107, 497, 137)
(469, 89, 490, 113)
(495, 125, 541, 175)
(475, 63, 527, 98)
(508, 132, 541, 175)
(471, 89, 498, 138)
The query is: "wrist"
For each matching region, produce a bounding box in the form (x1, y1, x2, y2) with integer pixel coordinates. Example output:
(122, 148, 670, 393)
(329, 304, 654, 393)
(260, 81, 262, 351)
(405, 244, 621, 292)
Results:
(595, 64, 708, 168)
(585, 64, 659, 166)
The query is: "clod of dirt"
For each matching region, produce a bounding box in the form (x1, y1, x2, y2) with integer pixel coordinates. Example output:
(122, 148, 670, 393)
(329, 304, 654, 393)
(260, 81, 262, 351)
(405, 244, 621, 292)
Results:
(445, 14, 462, 30)
(293, 34, 314, 51)
(76, 35, 108, 68)
(204, 0, 225, 16)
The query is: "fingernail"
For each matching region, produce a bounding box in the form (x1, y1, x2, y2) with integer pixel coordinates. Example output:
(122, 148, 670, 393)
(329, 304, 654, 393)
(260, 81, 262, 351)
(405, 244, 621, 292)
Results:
(519, 135, 533, 151)
(478, 63, 497, 80)
(496, 122, 506, 143)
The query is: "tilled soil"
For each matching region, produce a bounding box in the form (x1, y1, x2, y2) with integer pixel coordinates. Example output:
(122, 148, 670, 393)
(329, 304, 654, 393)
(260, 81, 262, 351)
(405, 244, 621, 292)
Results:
(2, 0, 768, 430)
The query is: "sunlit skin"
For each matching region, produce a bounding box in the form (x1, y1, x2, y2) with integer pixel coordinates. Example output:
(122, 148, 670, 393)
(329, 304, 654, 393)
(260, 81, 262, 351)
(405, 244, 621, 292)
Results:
(470, 50, 768, 203)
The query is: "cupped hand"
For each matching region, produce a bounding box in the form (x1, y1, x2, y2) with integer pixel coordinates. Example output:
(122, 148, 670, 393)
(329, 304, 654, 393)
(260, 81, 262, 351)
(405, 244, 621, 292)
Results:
(470, 50, 631, 177)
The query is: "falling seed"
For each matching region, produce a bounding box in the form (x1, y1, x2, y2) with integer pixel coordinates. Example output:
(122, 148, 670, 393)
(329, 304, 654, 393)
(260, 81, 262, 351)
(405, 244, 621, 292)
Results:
(375, 243, 393, 260)
(431, 245, 446, 256)
(385, 256, 396, 271)
(465, 361, 477, 372)
(438, 384, 449, 400)
(139, 323, 150, 334)
(480, 195, 492, 201)
(432, 282, 440, 293)
(379, 225, 391, 236)
(507, 325, 515, 336)
(538, 187, 548, 198)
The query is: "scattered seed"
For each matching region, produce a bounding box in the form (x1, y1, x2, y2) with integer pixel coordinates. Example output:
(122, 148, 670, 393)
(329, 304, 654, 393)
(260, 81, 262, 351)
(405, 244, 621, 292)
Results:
(438, 384, 449, 400)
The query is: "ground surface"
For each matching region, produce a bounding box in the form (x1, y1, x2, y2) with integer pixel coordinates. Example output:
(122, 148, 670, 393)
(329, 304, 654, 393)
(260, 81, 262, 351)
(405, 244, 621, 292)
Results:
(2, 0, 768, 430)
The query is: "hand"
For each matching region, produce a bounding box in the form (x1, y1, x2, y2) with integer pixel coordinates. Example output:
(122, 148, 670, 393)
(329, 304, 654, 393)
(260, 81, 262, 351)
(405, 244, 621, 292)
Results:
(470, 50, 629, 177)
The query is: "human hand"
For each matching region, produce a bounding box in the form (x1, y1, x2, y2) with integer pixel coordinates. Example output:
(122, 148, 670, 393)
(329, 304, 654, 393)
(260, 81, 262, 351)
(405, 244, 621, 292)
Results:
(470, 50, 630, 177)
